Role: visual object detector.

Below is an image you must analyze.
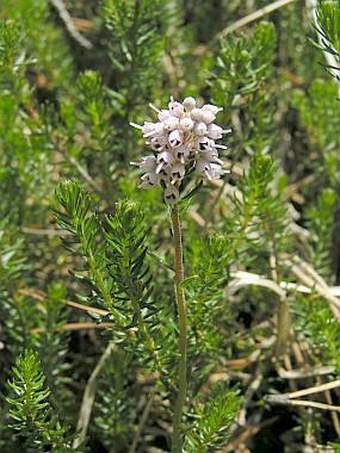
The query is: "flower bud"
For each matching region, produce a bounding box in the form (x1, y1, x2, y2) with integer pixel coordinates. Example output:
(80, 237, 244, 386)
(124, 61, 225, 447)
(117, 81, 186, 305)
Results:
(163, 116, 179, 131)
(201, 110, 215, 124)
(202, 104, 222, 115)
(158, 109, 171, 122)
(179, 117, 194, 132)
(190, 108, 203, 122)
(168, 99, 184, 118)
(183, 96, 196, 111)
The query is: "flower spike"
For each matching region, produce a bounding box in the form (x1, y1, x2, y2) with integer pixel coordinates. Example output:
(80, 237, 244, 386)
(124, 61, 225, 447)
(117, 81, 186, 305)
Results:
(131, 96, 230, 204)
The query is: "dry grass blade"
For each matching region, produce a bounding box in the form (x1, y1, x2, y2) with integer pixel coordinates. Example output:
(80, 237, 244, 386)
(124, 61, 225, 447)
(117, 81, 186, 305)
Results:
(73, 343, 115, 449)
(49, 0, 93, 49)
(266, 396, 340, 413)
(284, 256, 340, 318)
(31, 322, 114, 334)
(287, 379, 340, 399)
(215, 0, 296, 40)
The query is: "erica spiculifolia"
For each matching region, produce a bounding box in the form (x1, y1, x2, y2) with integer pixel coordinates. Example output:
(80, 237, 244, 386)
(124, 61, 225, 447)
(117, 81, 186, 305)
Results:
(131, 97, 230, 452)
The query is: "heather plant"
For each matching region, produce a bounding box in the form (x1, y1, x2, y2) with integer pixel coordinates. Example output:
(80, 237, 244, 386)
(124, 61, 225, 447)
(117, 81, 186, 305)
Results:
(0, 1, 339, 452)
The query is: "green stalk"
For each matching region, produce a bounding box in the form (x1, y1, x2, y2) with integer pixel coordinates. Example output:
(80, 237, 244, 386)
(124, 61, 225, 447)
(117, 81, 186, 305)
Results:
(171, 203, 187, 453)
(275, 296, 290, 356)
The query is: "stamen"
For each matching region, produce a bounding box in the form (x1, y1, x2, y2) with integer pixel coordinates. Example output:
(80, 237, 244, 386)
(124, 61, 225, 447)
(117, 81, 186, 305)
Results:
(130, 122, 142, 129)
(143, 131, 156, 138)
(149, 103, 160, 113)
(156, 163, 164, 174)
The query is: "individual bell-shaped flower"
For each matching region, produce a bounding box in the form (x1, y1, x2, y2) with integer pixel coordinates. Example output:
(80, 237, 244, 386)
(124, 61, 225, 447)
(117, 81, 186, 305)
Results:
(174, 145, 191, 164)
(201, 147, 221, 163)
(141, 122, 156, 137)
(139, 171, 160, 188)
(137, 155, 157, 172)
(207, 123, 223, 140)
(171, 163, 185, 183)
(196, 159, 213, 180)
(156, 151, 174, 174)
(194, 122, 208, 136)
(196, 137, 212, 152)
(209, 163, 225, 179)
(183, 96, 196, 111)
(200, 110, 215, 124)
(164, 184, 179, 204)
(158, 109, 171, 122)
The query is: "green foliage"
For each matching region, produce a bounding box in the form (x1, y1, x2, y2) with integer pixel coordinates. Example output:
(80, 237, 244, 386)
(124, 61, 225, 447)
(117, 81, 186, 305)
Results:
(211, 22, 276, 107)
(0, 221, 31, 356)
(54, 180, 115, 313)
(210, 22, 277, 155)
(0, 221, 25, 286)
(1, 0, 72, 87)
(231, 153, 291, 267)
(6, 350, 69, 450)
(102, 0, 167, 111)
(312, 0, 340, 80)
(185, 234, 233, 380)
(104, 201, 157, 334)
(93, 350, 136, 449)
(294, 295, 340, 371)
(0, 20, 57, 226)
(306, 188, 337, 278)
(33, 283, 71, 408)
(184, 388, 241, 452)
(100, 0, 173, 164)
(293, 79, 340, 191)
(54, 182, 170, 384)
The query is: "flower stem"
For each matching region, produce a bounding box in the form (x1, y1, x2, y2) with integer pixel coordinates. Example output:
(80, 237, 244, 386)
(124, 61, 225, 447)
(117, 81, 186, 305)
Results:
(171, 203, 187, 453)
(275, 296, 290, 356)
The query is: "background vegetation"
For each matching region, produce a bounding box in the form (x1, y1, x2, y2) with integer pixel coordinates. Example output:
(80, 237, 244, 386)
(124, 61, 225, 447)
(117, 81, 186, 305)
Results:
(0, 0, 339, 451)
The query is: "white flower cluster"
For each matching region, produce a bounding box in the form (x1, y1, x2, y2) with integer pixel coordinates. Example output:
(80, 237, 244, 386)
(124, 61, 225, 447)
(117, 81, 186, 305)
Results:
(131, 96, 230, 204)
